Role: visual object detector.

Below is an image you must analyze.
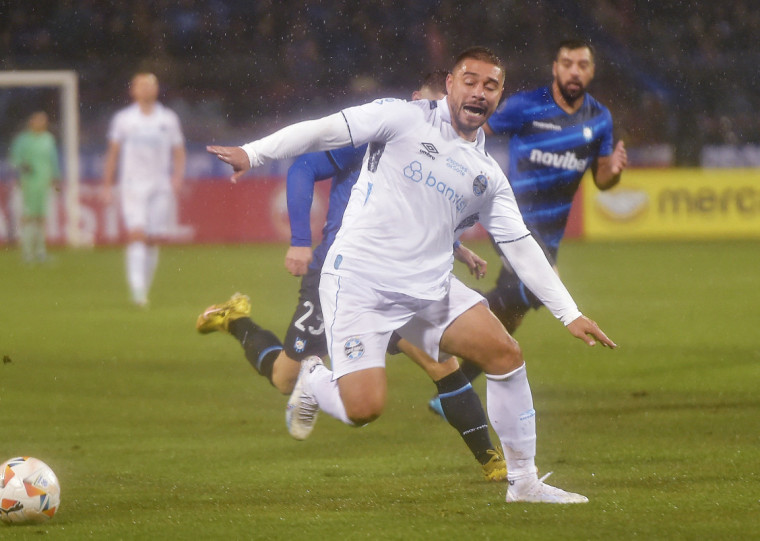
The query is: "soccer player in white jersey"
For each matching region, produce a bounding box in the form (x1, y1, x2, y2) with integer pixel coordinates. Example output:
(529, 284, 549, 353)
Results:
(102, 73, 186, 307)
(208, 47, 616, 504)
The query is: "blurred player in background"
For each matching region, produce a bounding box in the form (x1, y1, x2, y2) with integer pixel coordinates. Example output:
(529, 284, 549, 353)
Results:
(424, 39, 628, 415)
(102, 73, 186, 307)
(207, 46, 617, 504)
(9, 111, 61, 263)
(197, 72, 509, 482)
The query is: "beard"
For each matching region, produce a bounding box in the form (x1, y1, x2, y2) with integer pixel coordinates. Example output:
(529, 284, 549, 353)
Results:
(557, 79, 586, 105)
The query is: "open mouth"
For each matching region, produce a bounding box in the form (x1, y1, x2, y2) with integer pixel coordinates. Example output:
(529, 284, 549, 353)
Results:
(463, 104, 486, 117)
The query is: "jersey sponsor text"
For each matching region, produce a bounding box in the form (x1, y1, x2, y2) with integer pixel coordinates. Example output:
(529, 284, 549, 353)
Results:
(529, 149, 588, 172)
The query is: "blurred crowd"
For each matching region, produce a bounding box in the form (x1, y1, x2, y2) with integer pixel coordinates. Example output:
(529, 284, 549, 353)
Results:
(1, 0, 758, 165)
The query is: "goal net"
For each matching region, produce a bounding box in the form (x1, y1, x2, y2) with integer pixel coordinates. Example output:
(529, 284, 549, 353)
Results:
(0, 70, 81, 246)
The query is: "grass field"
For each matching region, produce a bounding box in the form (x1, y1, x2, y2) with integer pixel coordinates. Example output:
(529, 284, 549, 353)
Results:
(1, 240, 759, 540)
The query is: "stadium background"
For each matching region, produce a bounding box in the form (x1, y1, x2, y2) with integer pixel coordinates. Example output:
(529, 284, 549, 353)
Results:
(0, 0, 759, 245)
(1, 3, 759, 538)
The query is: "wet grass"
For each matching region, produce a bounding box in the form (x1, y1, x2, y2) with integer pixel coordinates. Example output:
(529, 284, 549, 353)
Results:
(1, 240, 758, 540)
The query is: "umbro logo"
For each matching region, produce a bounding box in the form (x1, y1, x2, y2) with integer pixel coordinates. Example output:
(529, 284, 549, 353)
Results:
(419, 142, 439, 160)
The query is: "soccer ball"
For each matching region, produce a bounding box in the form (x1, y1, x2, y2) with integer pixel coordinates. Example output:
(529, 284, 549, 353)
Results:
(0, 457, 60, 524)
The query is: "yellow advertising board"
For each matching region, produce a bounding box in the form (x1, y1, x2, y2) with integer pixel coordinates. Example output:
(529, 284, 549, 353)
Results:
(583, 168, 760, 240)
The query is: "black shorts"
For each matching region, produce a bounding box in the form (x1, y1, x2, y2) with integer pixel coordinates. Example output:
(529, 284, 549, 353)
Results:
(283, 267, 328, 361)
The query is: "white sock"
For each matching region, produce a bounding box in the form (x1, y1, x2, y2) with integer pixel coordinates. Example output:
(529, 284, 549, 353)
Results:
(486, 363, 538, 481)
(145, 245, 159, 292)
(308, 364, 355, 426)
(126, 241, 148, 303)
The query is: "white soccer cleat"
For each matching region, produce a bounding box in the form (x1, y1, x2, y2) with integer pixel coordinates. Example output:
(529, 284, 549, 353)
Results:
(506, 472, 589, 504)
(286, 356, 323, 440)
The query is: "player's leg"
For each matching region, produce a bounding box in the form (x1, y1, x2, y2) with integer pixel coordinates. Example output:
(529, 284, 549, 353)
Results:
(440, 298, 587, 503)
(276, 268, 329, 393)
(121, 188, 150, 306)
(143, 189, 177, 302)
(196, 267, 328, 394)
(19, 215, 34, 262)
(393, 336, 506, 481)
(196, 292, 289, 391)
(444, 265, 534, 401)
(125, 228, 149, 305)
(19, 180, 44, 263)
(286, 274, 405, 439)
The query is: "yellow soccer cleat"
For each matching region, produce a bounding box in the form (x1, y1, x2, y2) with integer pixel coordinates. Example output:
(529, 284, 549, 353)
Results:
(482, 449, 507, 482)
(196, 293, 251, 334)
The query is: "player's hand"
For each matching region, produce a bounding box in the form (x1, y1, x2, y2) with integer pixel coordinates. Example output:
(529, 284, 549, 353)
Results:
(610, 140, 627, 175)
(454, 243, 488, 279)
(206, 145, 251, 183)
(285, 246, 313, 277)
(566, 315, 617, 348)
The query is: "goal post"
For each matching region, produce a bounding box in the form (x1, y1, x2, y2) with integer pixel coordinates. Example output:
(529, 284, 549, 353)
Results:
(0, 70, 81, 246)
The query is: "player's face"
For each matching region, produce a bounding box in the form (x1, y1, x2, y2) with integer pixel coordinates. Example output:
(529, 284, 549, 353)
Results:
(552, 47, 595, 105)
(446, 59, 504, 141)
(130, 74, 160, 105)
(28, 112, 48, 132)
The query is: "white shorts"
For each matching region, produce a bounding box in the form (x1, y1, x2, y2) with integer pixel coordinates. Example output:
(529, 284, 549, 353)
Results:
(120, 186, 175, 237)
(319, 273, 485, 379)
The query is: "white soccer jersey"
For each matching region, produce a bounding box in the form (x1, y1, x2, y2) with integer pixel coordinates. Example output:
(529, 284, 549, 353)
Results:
(108, 102, 184, 190)
(324, 97, 530, 300)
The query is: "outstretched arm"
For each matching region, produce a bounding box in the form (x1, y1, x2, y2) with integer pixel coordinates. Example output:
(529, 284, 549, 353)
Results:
(207, 113, 352, 182)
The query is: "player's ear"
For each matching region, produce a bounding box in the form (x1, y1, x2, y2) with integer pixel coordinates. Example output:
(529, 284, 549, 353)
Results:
(411, 91, 421, 100)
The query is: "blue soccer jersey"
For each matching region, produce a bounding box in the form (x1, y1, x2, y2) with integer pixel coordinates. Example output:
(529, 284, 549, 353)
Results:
(487, 86, 614, 255)
(286, 144, 367, 271)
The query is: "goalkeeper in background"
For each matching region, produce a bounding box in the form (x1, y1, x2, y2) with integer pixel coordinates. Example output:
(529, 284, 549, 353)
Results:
(9, 111, 61, 263)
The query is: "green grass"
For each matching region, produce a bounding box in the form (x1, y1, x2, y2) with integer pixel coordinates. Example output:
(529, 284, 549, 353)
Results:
(1, 240, 759, 540)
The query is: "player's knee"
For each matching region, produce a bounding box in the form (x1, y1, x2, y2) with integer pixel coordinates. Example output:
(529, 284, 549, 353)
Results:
(346, 407, 382, 426)
(339, 372, 386, 425)
(489, 332, 523, 373)
(342, 385, 385, 424)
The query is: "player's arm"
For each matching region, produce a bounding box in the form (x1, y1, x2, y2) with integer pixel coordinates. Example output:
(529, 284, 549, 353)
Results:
(101, 140, 121, 205)
(207, 113, 353, 182)
(498, 235, 615, 347)
(591, 112, 627, 190)
(8, 136, 27, 177)
(285, 151, 340, 276)
(592, 140, 627, 190)
(483, 188, 616, 348)
(171, 144, 186, 194)
(453, 240, 487, 279)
